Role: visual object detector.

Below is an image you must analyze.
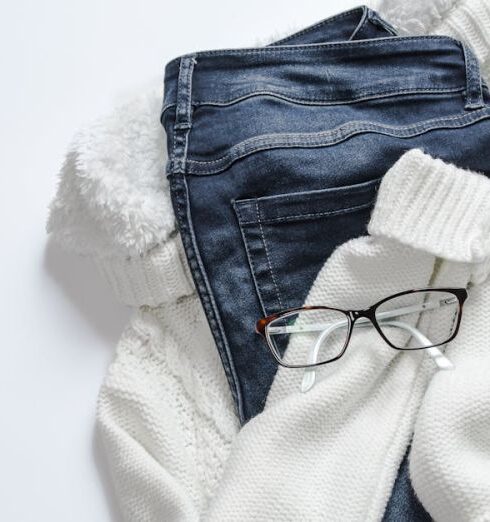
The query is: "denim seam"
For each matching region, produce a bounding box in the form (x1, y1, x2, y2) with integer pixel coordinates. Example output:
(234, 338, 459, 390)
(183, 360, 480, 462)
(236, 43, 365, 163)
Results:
(238, 178, 380, 205)
(191, 111, 485, 162)
(349, 6, 373, 41)
(166, 35, 463, 64)
(161, 103, 175, 115)
(272, 7, 366, 45)
(172, 55, 196, 173)
(184, 108, 490, 175)
(365, 11, 398, 37)
(464, 44, 477, 106)
(255, 199, 284, 310)
(239, 200, 376, 225)
(171, 173, 244, 422)
(190, 87, 465, 108)
(233, 202, 269, 317)
(461, 42, 484, 109)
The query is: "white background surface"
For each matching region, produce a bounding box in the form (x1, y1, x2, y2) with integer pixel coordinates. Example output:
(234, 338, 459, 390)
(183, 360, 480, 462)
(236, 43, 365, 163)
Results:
(0, 1, 358, 520)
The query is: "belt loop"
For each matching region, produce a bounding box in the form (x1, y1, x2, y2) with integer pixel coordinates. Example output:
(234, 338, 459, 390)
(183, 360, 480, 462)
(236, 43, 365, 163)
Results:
(172, 54, 197, 173)
(366, 8, 397, 36)
(462, 44, 484, 110)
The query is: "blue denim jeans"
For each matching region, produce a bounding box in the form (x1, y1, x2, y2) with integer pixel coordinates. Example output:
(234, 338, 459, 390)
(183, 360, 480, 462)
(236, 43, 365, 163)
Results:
(161, 6, 490, 519)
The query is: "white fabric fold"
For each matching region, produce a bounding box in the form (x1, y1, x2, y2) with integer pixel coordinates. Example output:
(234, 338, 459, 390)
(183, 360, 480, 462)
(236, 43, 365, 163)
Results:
(203, 150, 490, 522)
(204, 237, 438, 521)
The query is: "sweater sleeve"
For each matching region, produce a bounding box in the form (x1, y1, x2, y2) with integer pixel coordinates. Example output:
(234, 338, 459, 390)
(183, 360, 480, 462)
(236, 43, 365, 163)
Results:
(368, 148, 490, 282)
(202, 149, 490, 522)
(46, 83, 194, 306)
(368, 149, 490, 522)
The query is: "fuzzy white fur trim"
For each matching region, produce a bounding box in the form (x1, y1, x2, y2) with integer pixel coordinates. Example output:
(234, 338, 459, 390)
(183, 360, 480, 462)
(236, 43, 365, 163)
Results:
(46, 82, 172, 258)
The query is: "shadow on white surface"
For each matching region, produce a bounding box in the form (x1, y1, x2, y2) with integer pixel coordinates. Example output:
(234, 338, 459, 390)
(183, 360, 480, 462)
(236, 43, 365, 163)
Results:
(44, 238, 130, 521)
(43, 238, 131, 347)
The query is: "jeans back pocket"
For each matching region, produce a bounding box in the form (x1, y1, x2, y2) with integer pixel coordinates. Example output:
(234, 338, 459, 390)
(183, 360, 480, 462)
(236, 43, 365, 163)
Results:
(233, 178, 380, 316)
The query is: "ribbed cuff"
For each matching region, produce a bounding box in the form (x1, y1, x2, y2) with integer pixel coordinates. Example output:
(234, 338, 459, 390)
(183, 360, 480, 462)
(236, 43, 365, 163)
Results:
(368, 149, 490, 263)
(93, 236, 195, 307)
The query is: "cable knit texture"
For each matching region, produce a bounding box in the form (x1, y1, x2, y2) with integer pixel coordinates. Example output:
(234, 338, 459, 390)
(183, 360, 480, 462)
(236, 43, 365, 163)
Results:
(97, 298, 239, 521)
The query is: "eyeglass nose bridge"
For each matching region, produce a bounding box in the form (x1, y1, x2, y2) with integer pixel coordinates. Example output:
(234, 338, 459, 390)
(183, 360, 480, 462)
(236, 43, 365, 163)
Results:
(349, 308, 375, 321)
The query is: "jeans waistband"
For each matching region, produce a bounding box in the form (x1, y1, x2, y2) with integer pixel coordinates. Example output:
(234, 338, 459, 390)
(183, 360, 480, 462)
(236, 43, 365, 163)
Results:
(162, 36, 484, 116)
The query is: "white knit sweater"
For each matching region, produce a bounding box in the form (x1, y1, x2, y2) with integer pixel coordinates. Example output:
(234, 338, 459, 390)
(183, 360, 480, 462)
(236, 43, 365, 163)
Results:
(202, 151, 490, 522)
(46, 3, 490, 521)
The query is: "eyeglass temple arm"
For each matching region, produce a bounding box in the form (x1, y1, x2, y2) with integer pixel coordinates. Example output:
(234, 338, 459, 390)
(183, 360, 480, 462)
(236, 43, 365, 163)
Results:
(268, 297, 457, 336)
(301, 319, 454, 393)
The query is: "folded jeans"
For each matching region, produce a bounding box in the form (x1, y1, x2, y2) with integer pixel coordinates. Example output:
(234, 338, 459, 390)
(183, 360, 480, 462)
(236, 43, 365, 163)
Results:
(161, 5, 490, 519)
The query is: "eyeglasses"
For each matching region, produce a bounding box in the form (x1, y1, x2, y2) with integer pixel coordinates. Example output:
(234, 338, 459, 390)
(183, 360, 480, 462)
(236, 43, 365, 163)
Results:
(256, 288, 467, 382)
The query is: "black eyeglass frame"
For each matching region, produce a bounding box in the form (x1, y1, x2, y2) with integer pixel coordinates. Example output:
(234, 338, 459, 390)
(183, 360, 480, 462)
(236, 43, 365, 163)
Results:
(255, 287, 468, 369)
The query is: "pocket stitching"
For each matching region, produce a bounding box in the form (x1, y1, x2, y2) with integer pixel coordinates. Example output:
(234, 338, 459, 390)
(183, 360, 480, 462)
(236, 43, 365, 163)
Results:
(234, 202, 268, 316)
(193, 87, 464, 109)
(185, 108, 490, 174)
(255, 199, 284, 310)
(239, 199, 375, 226)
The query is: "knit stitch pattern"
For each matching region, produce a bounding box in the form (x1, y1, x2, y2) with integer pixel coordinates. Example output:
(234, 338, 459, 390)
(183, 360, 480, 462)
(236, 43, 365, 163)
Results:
(93, 236, 195, 307)
(411, 261, 490, 522)
(97, 298, 239, 522)
(369, 149, 490, 267)
(204, 237, 439, 521)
